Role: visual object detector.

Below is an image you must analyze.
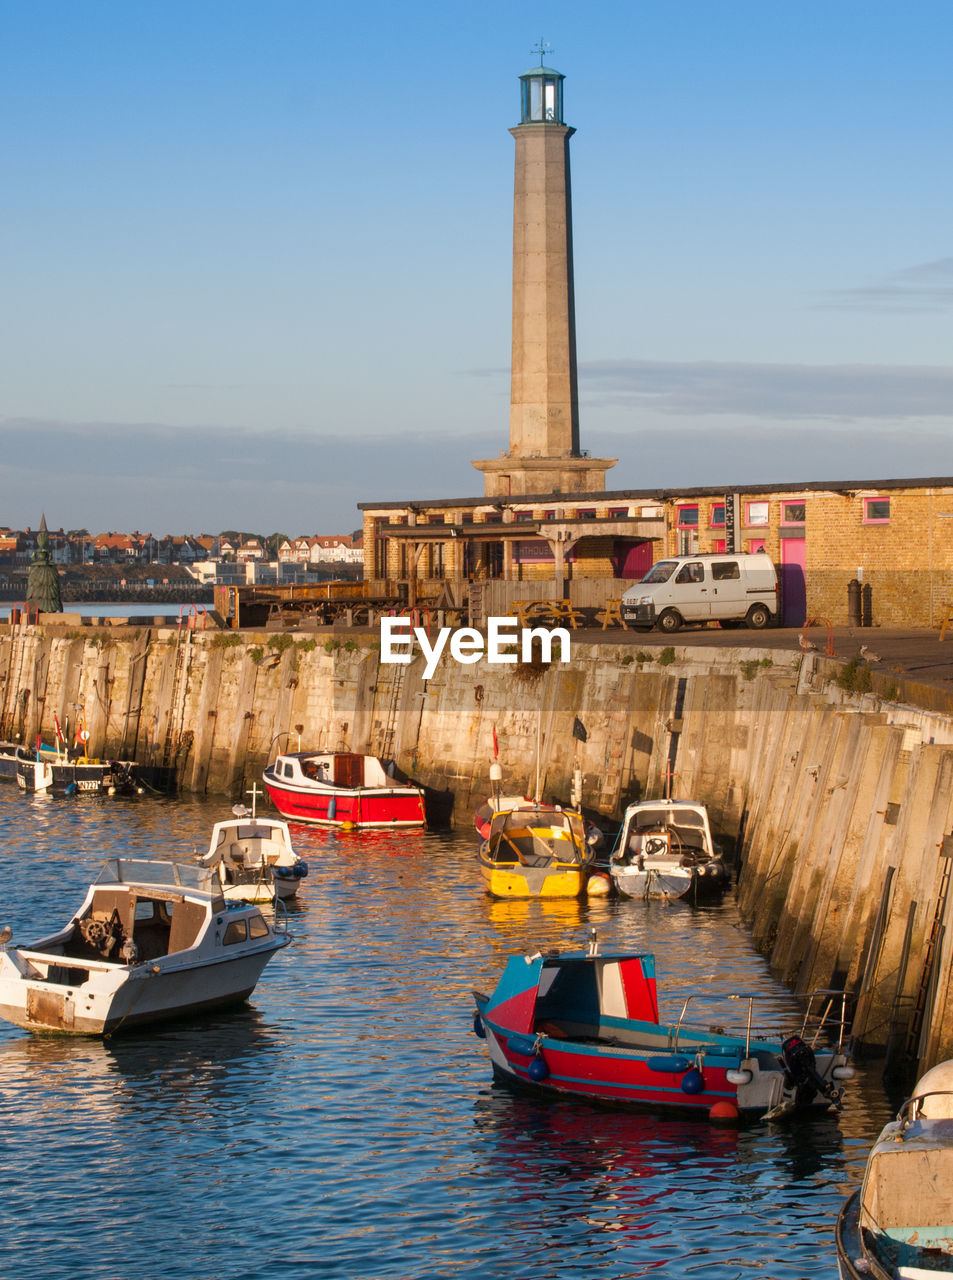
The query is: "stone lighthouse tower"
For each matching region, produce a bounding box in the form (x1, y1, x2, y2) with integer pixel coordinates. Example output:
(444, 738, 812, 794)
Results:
(473, 55, 615, 497)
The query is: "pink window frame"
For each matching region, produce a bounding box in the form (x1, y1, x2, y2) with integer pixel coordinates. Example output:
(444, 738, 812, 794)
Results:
(745, 500, 769, 526)
(709, 503, 725, 528)
(677, 504, 699, 528)
(780, 501, 806, 526)
(863, 497, 891, 524)
(747, 538, 767, 553)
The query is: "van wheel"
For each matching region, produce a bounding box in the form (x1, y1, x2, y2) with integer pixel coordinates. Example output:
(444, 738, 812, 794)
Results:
(746, 604, 771, 630)
(657, 609, 682, 634)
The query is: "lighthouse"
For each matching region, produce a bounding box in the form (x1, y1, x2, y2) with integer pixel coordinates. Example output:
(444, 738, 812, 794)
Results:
(473, 53, 615, 497)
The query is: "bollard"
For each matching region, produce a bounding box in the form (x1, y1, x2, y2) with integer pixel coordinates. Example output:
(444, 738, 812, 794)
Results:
(847, 579, 861, 627)
(861, 583, 872, 628)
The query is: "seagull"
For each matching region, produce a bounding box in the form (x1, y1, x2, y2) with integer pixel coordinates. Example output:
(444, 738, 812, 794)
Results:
(799, 637, 817, 651)
(859, 644, 880, 662)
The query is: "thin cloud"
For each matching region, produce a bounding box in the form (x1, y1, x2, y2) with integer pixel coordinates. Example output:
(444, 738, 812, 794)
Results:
(578, 359, 953, 419)
(818, 258, 953, 313)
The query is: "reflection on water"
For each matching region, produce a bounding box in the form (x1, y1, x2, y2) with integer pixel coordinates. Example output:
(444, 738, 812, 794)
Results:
(0, 788, 895, 1280)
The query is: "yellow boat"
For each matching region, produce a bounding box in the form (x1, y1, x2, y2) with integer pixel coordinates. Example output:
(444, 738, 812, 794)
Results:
(478, 804, 593, 898)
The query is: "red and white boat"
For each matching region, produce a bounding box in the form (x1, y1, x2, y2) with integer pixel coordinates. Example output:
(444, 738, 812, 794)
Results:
(262, 751, 426, 828)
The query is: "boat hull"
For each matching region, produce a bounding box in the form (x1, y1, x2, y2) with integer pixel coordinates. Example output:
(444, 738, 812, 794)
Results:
(16, 757, 138, 796)
(0, 944, 287, 1036)
(479, 860, 587, 899)
(263, 776, 425, 828)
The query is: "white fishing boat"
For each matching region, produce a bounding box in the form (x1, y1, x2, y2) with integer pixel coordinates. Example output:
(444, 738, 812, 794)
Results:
(0, 858, 291, 1035)
(200, 788, 308, 903)
(610, 798, 731, 899)
(835, 1059, 953, 1279)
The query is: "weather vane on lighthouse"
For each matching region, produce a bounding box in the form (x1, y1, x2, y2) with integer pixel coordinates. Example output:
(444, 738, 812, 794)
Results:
(532, 38, 552, 66)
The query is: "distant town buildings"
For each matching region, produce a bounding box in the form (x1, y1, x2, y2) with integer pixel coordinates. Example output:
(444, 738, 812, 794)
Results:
(0, 527, 362, 586)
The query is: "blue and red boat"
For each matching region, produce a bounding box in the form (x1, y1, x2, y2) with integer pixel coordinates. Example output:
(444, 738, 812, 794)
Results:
(473, 933, 854, 1120)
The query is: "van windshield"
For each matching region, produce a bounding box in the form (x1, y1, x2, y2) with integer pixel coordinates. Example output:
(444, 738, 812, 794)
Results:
(641, 561, 677, 584)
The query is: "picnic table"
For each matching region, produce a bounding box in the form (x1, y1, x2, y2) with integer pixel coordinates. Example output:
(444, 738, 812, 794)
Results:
(507, 599, 587, 629)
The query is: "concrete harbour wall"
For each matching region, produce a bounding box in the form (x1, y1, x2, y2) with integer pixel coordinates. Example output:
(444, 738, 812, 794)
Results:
(3, 619, 953, 1073)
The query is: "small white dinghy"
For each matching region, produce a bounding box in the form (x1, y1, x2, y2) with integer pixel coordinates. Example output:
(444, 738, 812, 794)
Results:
(0, 858, 291, 1036)
(200, 786, 308, 904)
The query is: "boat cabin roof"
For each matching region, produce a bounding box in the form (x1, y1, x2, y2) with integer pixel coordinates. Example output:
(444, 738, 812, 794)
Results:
(208, 817, 292, 853)
(93, 858, 219, 902)
(625, 800, 710, 831)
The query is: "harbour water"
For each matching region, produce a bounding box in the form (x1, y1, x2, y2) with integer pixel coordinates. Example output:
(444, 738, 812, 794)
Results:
(0, 788, 897, 1280)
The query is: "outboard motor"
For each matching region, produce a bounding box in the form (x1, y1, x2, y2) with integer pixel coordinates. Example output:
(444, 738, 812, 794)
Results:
(780, 1035, 842, 1109)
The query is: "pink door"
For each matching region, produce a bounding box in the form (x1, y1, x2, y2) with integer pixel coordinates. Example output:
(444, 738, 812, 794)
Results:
(781, 538, 806, 626)
(612, 540, 655, 579)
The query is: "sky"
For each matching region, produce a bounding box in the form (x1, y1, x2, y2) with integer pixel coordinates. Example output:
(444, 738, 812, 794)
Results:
(2, 0, 951, 537)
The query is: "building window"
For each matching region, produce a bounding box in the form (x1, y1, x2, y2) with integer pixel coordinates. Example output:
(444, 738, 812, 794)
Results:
(711, 540, 726, 553)
(608, 507, 628, 518)
(782, 501, 806, 525)
(483, 512, 503, 525)
(709, 503, 725, 527)
(745, 501, 769, 526)
(864, 497, 890, 524)
(577, 508, 597, 520)
(677, 505, 699, 528)
(746, 538, 767, 553)
(514, 511, 534, 523)
(542, 510, 556, 520)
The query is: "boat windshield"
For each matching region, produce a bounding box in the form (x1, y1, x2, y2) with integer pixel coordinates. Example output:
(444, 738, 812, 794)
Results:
(95, 859, 215, 893)
(633, 807, 706, 832)
(640, 561, 677, 584)
(213, 823, 283, 848)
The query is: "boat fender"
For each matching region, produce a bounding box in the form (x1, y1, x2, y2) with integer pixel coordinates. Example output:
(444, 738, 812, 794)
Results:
(726, 1068, 753, 1085)
(327, 796, 337, 821)
(647, 1055, 692, 1074)
(680, 1067, 705, 1094)
(292, 861, 308, 878)
(65, 782, 77, 797)
(273, 866, 291, 879)
(527, 1055, 549, 1082)
(507, 1034, 538, 1058)
(473, 1012, 486, 1039)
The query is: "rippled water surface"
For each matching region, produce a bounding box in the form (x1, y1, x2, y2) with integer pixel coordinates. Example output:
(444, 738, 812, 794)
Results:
(0, 789, 896, 1279)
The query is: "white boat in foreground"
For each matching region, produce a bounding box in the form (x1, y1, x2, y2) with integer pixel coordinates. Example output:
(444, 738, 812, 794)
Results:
(0, 858, 291, 1035)
(200, 797, 308, 904)
(610, 798, 731, 899)
(836, 1059, 953, 1279)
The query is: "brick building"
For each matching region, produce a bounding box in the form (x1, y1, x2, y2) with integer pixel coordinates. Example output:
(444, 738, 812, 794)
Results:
(361, 478, 953, 628)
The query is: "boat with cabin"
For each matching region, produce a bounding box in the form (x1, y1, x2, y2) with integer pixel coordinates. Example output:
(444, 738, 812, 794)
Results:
(610, 797, 730, 899)
(473, 932, 854, 1119)
(0, 857, 290, 1035)
(478, 804, 596, 898)
(835, 1059, 953, 1278)
(199, 788, 308, 903)
(263, 750, 426, 828)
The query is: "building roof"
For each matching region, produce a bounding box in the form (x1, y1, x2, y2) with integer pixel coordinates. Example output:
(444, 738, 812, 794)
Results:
(358, 475, 953, 513)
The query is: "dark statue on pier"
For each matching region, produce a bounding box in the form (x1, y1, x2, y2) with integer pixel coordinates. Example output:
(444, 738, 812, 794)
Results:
(26, 515, 63, 614)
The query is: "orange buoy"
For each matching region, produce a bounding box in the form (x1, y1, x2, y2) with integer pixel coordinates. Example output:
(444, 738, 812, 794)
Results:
(709, 1101, 739, 1122)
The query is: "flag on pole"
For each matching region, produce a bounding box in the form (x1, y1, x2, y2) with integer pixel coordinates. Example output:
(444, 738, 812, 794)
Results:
(572, 717, 587, 743)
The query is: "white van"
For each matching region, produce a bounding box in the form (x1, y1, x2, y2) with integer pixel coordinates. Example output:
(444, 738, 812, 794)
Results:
(620, 553, 779, 633)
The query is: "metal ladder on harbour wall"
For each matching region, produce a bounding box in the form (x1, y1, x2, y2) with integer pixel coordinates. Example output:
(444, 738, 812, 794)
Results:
(376, 661, 404, 763)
